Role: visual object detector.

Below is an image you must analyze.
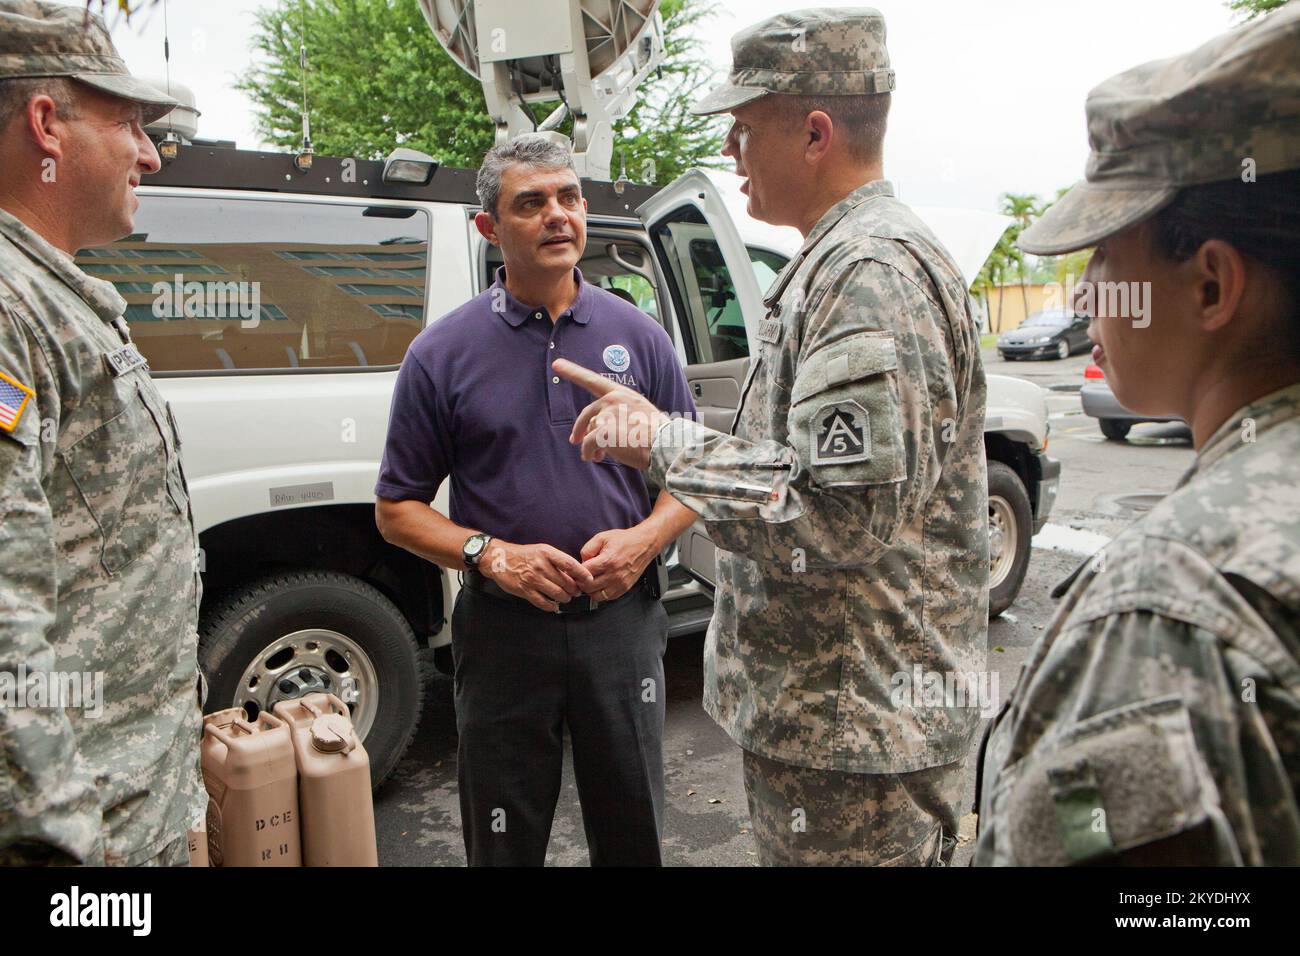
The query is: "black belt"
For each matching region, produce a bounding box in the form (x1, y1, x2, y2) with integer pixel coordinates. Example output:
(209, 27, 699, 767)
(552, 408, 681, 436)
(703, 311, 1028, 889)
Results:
(463, 565, 658, 615)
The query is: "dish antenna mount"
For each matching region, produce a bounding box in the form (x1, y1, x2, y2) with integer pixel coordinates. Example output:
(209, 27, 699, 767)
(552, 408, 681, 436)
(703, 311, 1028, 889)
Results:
(419, 0, 666, 181)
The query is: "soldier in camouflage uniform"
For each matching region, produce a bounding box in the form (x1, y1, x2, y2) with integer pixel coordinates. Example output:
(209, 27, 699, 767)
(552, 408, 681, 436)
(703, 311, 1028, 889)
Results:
(0, 1, 204, 866)
(975, 6, 1300, 865)
(556, 8, 989, 865)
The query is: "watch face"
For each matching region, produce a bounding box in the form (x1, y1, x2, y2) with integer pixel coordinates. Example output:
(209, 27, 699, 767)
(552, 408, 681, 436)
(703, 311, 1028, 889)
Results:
(465, 536, 486, 559)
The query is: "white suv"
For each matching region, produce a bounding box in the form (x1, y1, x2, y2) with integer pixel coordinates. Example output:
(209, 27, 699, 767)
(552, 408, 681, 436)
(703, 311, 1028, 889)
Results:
(84, 145, 1058, 786)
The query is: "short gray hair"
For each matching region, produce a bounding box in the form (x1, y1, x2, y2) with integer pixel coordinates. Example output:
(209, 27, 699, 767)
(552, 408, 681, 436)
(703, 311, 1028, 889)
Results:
(771, 92, 891, 163)
(476, 135, 578, 217)
(0, 77, 82, 134)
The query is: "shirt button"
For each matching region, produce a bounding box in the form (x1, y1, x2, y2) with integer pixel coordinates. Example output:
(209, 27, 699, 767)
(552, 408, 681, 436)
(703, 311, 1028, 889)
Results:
(534, 312, 543, 320)
(552, 376, 559, 384)
(549, 342, 555, 349)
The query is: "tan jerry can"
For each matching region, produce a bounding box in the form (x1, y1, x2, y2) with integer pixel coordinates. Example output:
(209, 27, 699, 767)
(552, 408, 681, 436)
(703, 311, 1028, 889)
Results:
(186, 825, 209, 867)
(200, 709, 302, 866)
(273, 693, 378, 867)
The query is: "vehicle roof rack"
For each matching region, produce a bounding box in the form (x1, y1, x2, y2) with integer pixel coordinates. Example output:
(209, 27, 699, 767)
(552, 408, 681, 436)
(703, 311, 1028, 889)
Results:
(141, 143, 660, 218)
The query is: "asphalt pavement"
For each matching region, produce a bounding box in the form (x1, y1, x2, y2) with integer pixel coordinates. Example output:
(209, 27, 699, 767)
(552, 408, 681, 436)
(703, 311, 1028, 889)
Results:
(373, 346, 1197, 866)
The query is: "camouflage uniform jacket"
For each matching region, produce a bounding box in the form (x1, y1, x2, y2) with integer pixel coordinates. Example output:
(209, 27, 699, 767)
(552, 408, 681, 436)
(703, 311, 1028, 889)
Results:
(649, 181, 989, 774)
(974, 383, 1300, 865)
(0, 208, 205, 866)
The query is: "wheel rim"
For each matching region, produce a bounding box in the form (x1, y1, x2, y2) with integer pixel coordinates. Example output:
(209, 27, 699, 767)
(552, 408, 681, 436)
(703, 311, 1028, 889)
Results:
(1058, 340, 1069, 359)
(232, 628, 380, 740)
(989, 496, 1018, 589)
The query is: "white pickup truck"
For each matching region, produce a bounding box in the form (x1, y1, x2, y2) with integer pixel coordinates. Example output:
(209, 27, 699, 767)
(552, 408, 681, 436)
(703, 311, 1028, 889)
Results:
(86, 0, 1057, 786)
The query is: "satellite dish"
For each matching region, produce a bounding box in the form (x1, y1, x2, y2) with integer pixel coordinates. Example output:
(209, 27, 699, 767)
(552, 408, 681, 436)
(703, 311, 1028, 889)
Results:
(418, 0, 665, 180)
(141, 78, 201, 142)
(424, 0, 659, 85)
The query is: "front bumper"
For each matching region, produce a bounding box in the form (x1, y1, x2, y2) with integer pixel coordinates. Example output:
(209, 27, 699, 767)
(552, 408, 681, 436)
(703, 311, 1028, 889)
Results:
(1031, 451, 1060, 534)
(1080, 381, 1182, 424)
(998, 342, 1059, 360)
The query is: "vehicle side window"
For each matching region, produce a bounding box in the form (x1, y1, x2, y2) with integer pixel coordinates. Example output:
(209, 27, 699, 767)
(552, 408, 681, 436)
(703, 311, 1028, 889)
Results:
(748, 247, 786, 304)
(601, 274, 658, 317)
(76, 197, 430, 372)
(650, 208, 744, 364)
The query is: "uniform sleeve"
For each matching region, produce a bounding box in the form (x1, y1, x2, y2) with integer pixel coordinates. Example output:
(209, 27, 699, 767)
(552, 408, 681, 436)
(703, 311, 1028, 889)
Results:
(0, 304, 105, 865)
(973, 606, 1299, 866)
(648, 258, 953, 568)
(374, 348, 453, 503)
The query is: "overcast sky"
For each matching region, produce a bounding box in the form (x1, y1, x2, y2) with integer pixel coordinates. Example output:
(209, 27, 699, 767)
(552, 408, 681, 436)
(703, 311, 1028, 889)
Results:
(87, 0, 1241, 212)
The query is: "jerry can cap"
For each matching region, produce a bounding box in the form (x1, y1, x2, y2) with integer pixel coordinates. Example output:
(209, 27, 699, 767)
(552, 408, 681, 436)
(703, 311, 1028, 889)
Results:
(310, 712, 356, 754)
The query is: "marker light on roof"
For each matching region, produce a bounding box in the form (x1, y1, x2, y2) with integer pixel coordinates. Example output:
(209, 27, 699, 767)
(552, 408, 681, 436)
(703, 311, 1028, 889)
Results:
(383, 149, 438, 186)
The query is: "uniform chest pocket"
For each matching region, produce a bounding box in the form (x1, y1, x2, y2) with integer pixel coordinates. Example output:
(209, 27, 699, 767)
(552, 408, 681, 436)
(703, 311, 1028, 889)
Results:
(788, 330, 907, 488)
(63, 379, 180, 575)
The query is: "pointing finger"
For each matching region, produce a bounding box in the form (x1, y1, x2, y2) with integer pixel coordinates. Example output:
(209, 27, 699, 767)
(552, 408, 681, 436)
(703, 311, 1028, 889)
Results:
(553, 358, 616, 398)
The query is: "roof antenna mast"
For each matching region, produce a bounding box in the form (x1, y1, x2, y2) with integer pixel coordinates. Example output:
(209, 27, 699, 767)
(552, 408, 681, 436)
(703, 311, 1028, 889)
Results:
(155, 0, 182, 160)
(294, 0, 314, 172)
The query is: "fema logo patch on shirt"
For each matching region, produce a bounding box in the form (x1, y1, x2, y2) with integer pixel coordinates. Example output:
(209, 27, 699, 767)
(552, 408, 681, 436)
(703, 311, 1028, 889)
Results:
(603, 344, 631, 373)
(811, 400, 870, 465)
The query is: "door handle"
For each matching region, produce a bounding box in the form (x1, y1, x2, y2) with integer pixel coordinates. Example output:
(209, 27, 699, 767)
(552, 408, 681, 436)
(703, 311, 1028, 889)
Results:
(692, 382, 703, 398)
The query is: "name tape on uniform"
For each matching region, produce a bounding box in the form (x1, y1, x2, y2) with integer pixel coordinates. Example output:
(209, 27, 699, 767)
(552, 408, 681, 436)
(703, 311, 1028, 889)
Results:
(105, 344, 149, 377)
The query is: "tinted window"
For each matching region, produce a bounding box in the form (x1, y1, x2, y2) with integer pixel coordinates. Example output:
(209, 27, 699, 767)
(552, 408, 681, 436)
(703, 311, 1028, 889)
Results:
(749, 246, 786, 294)
(1023, 310, 1073, 327)
(76, 197, 429, 372)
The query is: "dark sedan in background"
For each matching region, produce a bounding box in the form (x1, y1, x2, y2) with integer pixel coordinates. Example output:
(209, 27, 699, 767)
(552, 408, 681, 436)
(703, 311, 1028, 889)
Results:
(997, 308, 1092, 360)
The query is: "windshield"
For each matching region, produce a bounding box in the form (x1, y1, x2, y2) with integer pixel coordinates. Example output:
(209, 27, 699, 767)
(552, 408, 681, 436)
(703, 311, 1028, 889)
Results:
(1022, 310, 1073, 328)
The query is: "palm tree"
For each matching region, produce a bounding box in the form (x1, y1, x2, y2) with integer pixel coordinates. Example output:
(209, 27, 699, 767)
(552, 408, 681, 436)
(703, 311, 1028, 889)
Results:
(1001, 192, 1045, 321)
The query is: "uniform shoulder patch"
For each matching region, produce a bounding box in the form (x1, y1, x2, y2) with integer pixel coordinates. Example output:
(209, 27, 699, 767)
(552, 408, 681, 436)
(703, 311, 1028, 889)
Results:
(811, 400, 870, 465)
(0, 369, 34, 434)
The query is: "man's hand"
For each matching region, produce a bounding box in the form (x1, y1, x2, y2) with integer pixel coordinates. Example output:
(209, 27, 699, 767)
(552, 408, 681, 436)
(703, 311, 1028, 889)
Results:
(552, 358, 668, 470)
(480, 540, 595, 612)
(580, 526, 659, 602)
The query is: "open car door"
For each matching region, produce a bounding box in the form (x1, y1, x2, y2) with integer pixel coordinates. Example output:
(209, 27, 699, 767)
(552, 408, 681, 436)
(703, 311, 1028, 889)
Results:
(638, 169, 767, 588)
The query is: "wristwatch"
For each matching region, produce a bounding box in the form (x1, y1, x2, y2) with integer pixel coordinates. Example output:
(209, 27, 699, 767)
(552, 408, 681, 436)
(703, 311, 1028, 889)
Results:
(462, 532, 493, 570)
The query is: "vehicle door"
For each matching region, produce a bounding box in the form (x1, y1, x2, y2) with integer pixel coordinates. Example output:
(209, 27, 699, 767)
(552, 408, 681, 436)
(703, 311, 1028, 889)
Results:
(637, 169, 768, 587)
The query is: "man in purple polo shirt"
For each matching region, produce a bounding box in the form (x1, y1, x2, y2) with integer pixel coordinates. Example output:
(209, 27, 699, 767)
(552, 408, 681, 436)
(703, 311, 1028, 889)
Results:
(375, 136, 697, 866)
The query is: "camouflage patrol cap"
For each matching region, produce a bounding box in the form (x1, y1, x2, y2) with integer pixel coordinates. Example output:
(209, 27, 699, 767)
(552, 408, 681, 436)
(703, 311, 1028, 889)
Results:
(1021, 4, 1300, 256)
(0, 0, 177, 124)
(690, 7, 895, 116)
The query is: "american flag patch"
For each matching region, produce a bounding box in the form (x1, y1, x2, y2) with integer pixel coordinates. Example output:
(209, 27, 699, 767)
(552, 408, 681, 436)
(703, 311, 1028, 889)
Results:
(0, 370, 34, 433)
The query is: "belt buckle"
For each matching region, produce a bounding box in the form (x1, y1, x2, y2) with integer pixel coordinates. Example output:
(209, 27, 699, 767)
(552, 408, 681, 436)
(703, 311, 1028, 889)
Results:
(556, 594, 598, 614)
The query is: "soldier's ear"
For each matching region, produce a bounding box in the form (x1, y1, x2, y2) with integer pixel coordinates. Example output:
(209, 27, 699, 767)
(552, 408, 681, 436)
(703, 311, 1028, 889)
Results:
(1189, 238, 1249, 335)
(805, 110, 834, 164)
(25, 94, 67, 162)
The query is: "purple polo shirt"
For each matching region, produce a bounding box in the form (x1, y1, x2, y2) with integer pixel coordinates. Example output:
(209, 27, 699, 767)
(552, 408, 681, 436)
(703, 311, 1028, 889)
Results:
(375, 267, 697, 560)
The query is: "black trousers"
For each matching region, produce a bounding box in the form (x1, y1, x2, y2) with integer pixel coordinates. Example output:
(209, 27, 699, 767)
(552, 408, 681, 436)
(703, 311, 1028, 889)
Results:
(451, 583, 668, 866)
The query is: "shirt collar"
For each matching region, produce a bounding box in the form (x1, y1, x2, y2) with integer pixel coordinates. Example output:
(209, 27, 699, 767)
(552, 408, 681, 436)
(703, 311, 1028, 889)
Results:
(1178, 381, 1300, 487)
(490, 266, 591, 327)
(763, 179, 896, 308)
(0, 207, 128, 324)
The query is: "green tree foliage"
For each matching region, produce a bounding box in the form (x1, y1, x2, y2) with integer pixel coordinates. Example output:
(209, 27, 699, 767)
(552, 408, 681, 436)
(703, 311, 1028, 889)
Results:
(972, 188, 1096, 328)
(237, 0, 726, 182)
(1227, 0, 1291, 19)
(609, 0, 728, 184)
(973, 192, 1041, 329)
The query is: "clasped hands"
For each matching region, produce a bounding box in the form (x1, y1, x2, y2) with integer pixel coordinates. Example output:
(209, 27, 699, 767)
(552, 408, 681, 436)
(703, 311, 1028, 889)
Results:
(477, 358, 671, 611)
(480, 527, 659, 613)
